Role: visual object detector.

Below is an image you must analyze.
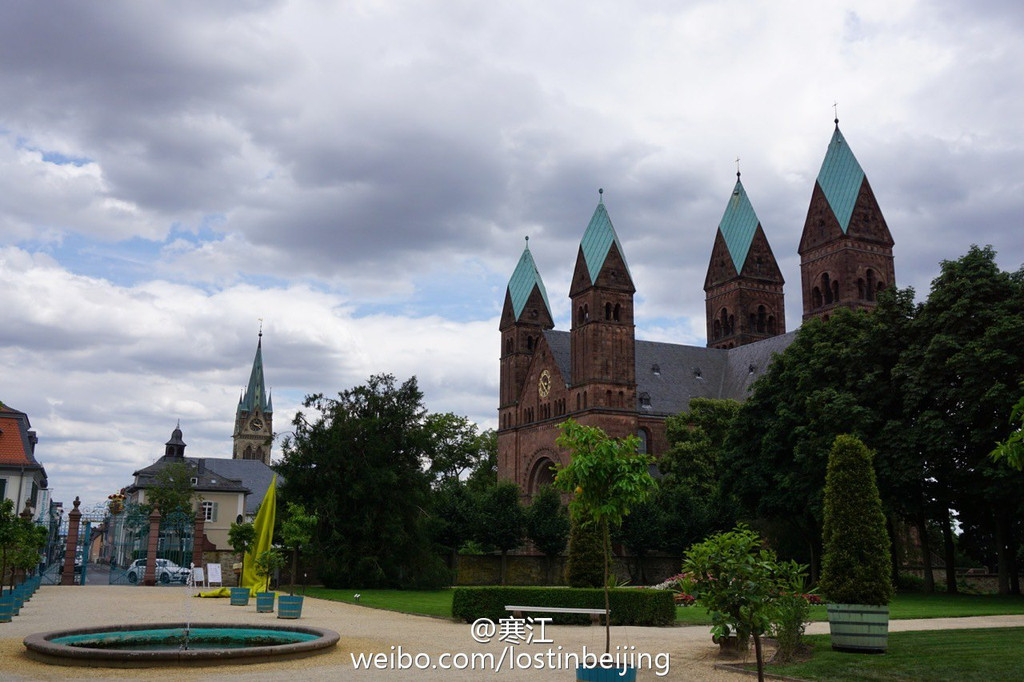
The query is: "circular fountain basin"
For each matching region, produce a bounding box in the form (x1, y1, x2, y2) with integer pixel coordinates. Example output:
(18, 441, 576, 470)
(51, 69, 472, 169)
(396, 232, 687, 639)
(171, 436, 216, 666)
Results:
(24, 622, 339, 668)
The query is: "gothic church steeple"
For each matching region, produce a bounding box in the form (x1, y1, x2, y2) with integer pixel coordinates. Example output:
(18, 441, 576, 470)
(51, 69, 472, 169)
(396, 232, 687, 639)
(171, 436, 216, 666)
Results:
(232, 332, 273, 464)
(704, 173, 786, 348)
(799, 122, 895, 320)
(569, 192, 636, 412)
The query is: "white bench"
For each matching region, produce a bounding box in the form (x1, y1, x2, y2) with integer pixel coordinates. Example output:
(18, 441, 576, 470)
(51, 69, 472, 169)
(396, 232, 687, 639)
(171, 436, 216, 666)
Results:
(505, 605, 607, 625)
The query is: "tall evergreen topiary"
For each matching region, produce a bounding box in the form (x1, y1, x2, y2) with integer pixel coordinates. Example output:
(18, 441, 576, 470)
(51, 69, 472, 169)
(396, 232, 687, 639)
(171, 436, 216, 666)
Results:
(565, 510, 603, 588)
(819, 435, 893, 605)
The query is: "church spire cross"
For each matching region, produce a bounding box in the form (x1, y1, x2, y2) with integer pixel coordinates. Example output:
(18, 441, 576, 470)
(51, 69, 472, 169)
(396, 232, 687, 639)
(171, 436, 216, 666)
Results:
(735, 156, 741, 180)
(833, 100, 839, 127)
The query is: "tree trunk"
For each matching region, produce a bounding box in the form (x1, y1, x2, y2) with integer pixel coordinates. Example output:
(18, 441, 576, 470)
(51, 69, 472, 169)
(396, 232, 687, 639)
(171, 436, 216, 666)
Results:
(1009, 525, 1020, 595)
(996, 515, 1011, 595)
(916, 512, 934, 592)
(290, 548, 298, 597)
(941, 513, 958, 594)
(500, 550, 507, 586)
(753, 629, 764, 682)
(602, 519, 610, 655)
(887, 515, 901, 587)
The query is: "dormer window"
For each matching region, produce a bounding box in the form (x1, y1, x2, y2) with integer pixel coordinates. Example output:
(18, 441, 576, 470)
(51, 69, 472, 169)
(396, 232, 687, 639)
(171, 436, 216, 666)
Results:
(651, 364, 660, 375)
(639, 392, 651, 409)
(190, 477, 198, 486)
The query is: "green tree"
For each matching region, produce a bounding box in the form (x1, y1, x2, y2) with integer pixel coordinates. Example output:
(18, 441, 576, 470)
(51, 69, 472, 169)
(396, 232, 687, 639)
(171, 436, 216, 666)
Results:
(613, 495, 661, 584)
(280, 502, 317, 596)
(465, 429, 497, 494)
(682, 526, 805, 682)
(898, 246, 1024, 594)
(424, 412, 483, 484)
(427, 477, 475, 577)
(564, 510, 604, 588)
(524, 484, 568, 584)
(661, 398, 741, 498)
(277, 374, 446, 588)
(472, 481, 525, 585)
(819, 435, 893, 606)
(254, 547, 285, 593)
(991, 387, 1024, 471)
(146, 461, 199, 517)
(721, 289, 916, 581)
(228, 521, 255, 581)
(553, 419, 656, 654)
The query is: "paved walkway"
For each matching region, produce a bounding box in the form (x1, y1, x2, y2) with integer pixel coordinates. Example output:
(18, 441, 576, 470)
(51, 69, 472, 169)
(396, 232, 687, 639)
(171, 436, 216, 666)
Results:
(1, 586, 1022, 681)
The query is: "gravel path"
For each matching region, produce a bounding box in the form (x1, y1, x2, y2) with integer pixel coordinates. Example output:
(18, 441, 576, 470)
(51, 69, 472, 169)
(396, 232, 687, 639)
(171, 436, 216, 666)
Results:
(1, 586, 1022, 681)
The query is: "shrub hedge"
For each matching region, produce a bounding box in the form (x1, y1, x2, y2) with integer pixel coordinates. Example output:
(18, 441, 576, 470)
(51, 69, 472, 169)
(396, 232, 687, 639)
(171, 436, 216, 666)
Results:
(451, 586, 675, 626)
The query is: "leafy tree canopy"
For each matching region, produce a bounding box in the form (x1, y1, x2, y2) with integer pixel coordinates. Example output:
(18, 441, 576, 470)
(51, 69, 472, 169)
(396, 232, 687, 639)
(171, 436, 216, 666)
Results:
(147, 461, 199, 517)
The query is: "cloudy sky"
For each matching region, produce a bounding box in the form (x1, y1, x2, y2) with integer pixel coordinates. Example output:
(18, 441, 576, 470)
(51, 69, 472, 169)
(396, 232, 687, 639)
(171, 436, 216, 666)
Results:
(2, 1, 1022, 509)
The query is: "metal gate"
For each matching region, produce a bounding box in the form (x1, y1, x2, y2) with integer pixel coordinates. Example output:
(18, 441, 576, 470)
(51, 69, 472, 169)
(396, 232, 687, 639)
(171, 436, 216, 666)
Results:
(108, 504, 193, 586)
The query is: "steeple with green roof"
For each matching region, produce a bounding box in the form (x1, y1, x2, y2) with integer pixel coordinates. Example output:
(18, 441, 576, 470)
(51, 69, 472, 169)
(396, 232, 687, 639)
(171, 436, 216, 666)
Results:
(574, 190, 634, 290)
(704, 172, 786, 349)
(233, 331, 274, 465)
(506, 238, 552, 322)
(799, 119, 895, 320)
(499, 238, 555, 413)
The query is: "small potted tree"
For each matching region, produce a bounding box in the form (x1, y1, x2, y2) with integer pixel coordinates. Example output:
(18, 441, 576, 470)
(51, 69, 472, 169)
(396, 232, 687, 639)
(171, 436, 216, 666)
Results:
(227, 521, 255, 605)
(553, 420, 656, 682)
(253, 548, 285, 613)
(819, 435, 893, 653)
(278, 503, 317, 619)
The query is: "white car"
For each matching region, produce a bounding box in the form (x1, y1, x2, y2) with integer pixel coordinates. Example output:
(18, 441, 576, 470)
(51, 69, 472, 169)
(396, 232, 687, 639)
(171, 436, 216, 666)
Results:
(125, 558, 190, 584)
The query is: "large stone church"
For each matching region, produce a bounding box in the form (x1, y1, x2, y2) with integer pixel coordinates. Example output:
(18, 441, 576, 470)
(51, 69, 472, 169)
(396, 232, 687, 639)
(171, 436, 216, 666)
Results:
(497, 122, 896, 496)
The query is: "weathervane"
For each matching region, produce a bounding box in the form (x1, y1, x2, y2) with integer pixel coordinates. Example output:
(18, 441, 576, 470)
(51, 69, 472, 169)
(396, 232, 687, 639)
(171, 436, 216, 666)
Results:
(735, 156, 741, 179)
(833, 100, 839, 126)
(258, 318, 263, 338)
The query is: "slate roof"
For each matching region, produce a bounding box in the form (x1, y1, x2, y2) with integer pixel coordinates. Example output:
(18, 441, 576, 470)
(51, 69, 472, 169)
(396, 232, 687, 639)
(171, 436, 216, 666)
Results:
(717, 178, 761, 272)
(579, 200, 633, 283)
(0, 402, 45, 473)
(130, 456, 250, 496)
(200, 458, 277, 516)
(507, 241, 552, 320)
(541, 330, 796, 415)
(816, 125, 866, 233)
(238, 337, 272, 415)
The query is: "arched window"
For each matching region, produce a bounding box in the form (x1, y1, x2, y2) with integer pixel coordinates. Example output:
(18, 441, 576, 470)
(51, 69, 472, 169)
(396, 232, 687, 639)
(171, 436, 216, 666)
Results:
(618, 391, 624, 407)
(526, 336, 534, 351)
(583, 392, 588, 409)
(613, 303, 621, 322)
(822, 273, 833, 304)
(244, 445, 253, 460)
(857, 278, 865, 300)
(728, 314, 735, 336)
(768, 316, 776, 335)
(813, 287, 823, 308)
(606, 390, 612, 406)
(757, 305, 766, 333)
(583, 304, 589, 321)
(713, 320, 721, 339)
(505, 338, 513, 354)
(866, 269, 876, 302)
(577, 306, 585, 324)
(605, 302, 612, 320)
(637, 429, 649, 455)
(832, 280, 840, 303)
(719, 308, 729, 336)
(576, 393, 581, 410)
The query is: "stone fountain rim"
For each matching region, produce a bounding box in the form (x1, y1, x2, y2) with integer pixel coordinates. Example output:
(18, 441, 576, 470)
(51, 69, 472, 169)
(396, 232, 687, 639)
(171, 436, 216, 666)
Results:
(23, 621, 340, 668)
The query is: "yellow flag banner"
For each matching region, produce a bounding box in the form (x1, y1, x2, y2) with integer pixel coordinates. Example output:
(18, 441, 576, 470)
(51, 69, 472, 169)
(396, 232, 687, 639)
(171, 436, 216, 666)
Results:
(242, 474, 277, 595)
(198, 474, 277, 598)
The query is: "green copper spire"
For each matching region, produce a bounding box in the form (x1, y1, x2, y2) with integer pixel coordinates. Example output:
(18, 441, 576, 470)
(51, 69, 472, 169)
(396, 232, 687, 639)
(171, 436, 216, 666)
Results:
(238, 334, 271, 415)
(580, 190, 632, 283)
(717, 176, 760, 272)
(816, 125, 866, 233)
(507, 237, 552, 320)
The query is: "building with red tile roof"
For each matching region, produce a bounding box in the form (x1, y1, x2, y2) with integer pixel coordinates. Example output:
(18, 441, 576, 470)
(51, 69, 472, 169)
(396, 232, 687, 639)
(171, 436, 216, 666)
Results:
(0, 401, 49, 520)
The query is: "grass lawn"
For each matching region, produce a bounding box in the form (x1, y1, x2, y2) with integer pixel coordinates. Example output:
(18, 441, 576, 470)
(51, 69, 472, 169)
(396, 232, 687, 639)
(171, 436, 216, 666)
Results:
(675, 592, 1024, 626)
(764, 628, 1024, 681)
(303, 587, 454, 618)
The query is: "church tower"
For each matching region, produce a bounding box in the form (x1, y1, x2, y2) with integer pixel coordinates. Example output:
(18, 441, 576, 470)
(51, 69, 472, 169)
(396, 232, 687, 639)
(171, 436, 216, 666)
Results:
(799, 121, 895, 320)
(569, 191, 636, 417)
(232, 333, 273, 464)
(498, 238, 555, 431)
(704, 172, 786, 348)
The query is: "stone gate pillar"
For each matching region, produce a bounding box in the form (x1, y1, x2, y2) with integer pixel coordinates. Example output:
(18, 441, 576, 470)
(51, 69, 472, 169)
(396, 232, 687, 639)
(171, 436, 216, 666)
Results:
(143, 506, 161, 586)
(192, 514, 206, 571)
(60, 497, 82, 586)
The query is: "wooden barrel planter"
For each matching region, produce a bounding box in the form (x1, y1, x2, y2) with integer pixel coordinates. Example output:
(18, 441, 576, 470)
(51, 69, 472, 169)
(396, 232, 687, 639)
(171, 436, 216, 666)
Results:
(229, 587, 251, 606)
(278, 595, 304, 619)
(0, 592, 13, 623)
(827, 603, 889, 653)
(256, 592, 276, 613)
(576, 666, 637, 681)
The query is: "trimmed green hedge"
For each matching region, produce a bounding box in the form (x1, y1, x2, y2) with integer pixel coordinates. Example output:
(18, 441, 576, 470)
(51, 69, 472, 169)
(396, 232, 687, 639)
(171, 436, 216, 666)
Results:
(451, 587, 675, 626)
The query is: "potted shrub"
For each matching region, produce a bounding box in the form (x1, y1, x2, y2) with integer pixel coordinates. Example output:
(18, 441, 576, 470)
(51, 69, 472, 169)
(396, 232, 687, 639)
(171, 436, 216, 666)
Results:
(819, 435, 893, 653)
(553, 420, 656, 681)
(227, 521, 255, 605)
(254, 548, 285, 613)
(682, 525, 807, 681)
(278, 503, 317, 619)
